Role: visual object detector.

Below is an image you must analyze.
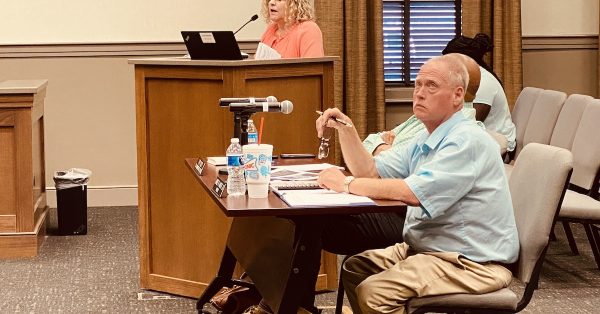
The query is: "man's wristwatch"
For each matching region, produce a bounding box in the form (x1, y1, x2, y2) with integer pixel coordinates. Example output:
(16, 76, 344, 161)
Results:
(343, 176, 355, 194)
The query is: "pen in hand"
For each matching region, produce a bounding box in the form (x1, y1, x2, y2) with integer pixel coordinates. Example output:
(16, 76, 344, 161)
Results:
(316, 110, 353, 127)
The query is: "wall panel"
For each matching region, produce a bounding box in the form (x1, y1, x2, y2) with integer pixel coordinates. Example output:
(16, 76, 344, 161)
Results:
(522, 36, 598, 97)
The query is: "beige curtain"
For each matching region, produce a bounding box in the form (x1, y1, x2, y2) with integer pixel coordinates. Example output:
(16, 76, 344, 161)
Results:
(314, 1, 385, 162)
(463, 0, 523, 109)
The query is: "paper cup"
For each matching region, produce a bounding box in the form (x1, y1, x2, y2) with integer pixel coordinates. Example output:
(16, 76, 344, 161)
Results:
(242, 144, 273, 198)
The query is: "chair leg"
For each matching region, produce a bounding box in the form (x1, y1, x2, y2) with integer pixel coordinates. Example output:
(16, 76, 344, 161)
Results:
(335, 255, 352, 314)
(592, 224, 600, 255)
(562, 221, 580, 255)
(592, 224, 600, 238)
(549, 225, 557, 241)
(583, 223, 600, 270)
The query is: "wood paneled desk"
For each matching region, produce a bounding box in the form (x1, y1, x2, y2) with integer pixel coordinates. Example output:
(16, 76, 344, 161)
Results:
(0, 80, 48, 258)
(130, 57, 337, 297)
(185, 158, 407, 313)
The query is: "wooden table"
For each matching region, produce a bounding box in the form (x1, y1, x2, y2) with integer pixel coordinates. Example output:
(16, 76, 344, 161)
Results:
(185, 158, 406, 313)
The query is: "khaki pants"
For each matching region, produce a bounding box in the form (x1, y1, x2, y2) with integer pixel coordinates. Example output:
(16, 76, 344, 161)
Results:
(342, 243, 513, 314)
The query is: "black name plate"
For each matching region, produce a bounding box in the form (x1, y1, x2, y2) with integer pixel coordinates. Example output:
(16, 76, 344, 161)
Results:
(195, 158, 206, 176)
(212, 177, 228, 198)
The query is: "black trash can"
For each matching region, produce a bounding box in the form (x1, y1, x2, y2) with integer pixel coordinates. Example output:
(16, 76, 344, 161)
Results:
(53, 168, 91, 235)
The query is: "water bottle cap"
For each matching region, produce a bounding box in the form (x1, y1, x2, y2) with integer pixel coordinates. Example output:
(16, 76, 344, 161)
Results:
(231, 138, 239, 143)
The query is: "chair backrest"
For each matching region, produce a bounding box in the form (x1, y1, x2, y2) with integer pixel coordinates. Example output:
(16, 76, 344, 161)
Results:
(509, 143, 572, 284)
(570, 99, 600, 193)
(405, 143, 572, 314)
(549, 94, 592, 150)
(512, 87, 543, 155)
(516, 89, 567, 159)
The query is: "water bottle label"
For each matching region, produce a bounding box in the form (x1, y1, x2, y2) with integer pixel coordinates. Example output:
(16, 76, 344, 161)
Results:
(227, 155, 242, 167)
(248, 133, 258, 144)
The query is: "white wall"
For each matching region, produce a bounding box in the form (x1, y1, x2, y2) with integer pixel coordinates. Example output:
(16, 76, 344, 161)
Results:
(0, 1, 268, 207)
(0, 0, 264, 44)
(0, 1, 597, 207)
(522, 0, 599, 36)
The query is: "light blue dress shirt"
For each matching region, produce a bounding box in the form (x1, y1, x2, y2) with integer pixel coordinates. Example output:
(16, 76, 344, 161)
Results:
(374, 111, 519, 263)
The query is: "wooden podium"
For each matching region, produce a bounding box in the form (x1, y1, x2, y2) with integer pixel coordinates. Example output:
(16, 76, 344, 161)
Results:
(129, 57, 337, 297)
(0, 80, 48, 258)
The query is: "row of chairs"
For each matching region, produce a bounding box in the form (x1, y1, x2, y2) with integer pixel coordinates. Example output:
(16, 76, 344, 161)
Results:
(507, 87, 600, 269)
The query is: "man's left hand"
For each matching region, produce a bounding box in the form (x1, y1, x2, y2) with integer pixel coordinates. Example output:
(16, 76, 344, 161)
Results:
(317, 168, 347, 192)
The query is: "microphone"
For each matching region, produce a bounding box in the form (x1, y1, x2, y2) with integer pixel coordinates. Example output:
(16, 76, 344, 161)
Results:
(219, 96, 277, 107)
(228, 100, 294, 114)
(233, 14, 259, 35)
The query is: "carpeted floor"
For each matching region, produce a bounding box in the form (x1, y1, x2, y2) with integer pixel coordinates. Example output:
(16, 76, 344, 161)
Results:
(1, 206, 600, 313)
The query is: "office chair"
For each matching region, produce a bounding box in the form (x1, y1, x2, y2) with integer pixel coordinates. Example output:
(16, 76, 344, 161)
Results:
(506, 88, 567, 177)
(407, 143, 573, 313)
(546, 94, 593, 254)
(508, 87, 543, 162)
(558, 100, 600, 268)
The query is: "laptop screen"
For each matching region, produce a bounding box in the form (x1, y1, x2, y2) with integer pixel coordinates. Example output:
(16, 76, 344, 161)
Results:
(181, 31, 243, 60)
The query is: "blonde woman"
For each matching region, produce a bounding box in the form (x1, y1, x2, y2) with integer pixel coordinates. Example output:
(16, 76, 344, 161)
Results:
(259, 0, 324, 58)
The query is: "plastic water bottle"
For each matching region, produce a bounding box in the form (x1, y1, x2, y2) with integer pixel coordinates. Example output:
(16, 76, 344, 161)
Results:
(226, 138, 246, 196)
(247, 119, 258, 144)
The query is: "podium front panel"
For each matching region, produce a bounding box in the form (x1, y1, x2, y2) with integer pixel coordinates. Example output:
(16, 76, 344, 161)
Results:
(134, 58, 337, 297)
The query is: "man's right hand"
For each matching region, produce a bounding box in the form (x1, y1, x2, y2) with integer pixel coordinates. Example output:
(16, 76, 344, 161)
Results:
(316, 108, 354, 138)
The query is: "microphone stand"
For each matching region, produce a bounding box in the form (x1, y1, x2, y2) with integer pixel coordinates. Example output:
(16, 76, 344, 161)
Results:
(233, 111, 253, 145)
(233, 21, 252, 35)
(233, 15, 258, 35)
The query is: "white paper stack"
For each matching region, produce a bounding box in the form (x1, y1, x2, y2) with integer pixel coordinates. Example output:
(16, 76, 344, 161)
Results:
(274, 189, 375, 207)
(254, 43, 282, 60)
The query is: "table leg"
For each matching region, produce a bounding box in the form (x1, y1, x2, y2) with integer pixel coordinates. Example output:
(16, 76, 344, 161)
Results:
(196, 247, 237, 312)
(278, 217, 326, 314)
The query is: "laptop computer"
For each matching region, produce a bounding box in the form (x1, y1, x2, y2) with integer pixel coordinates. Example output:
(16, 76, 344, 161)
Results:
(181, 31, 244, 60)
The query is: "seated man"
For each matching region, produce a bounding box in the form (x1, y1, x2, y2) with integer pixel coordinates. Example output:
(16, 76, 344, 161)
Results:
(364, 33, 515, 155)
(317, 55, 519, 313)
(230, 54, 487, 314)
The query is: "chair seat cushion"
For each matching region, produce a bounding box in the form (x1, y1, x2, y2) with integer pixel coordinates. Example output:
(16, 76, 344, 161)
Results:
(559, 190, 600, 220)
(407, 288, 519, 312)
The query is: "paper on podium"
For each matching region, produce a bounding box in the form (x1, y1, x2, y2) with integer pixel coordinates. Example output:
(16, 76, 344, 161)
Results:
(254, 42, 281, 60)
(274, 189, 376, 208)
